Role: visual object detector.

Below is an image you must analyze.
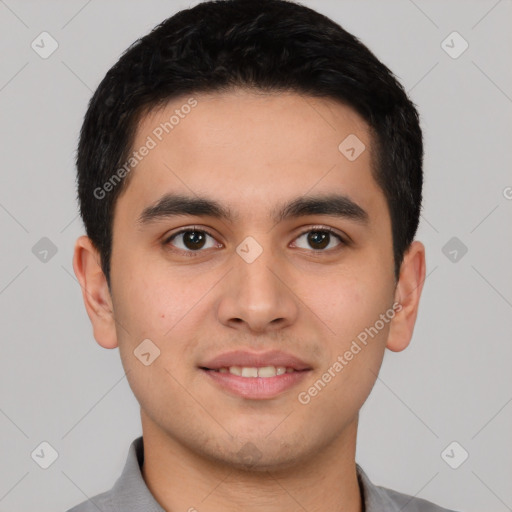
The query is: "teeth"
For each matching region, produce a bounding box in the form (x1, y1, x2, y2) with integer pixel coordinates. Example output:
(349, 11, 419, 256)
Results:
(258, 366, 277, 377)
(216, 366, 296, 377)
(241, 367, 258, 377)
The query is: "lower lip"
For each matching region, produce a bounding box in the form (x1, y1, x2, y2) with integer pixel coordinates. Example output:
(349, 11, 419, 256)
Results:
(201, 368, 311, 399)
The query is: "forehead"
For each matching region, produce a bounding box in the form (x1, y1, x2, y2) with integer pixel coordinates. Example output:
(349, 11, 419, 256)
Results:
(117, 90, 386, 226)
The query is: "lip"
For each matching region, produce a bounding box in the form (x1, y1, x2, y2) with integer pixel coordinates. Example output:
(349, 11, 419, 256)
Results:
(201, 367, 311, 400)
(199, 349, 312, 371)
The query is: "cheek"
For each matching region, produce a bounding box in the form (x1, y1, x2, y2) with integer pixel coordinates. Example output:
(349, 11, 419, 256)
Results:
(112, 272, 202, 422)
(300, 269, 392, 376)
(113, 259, 201, 340)
(112, 265, 208, 380)
(301, 271, 381, 339)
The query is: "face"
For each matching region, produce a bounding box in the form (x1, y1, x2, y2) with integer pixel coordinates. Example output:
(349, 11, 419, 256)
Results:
(75, 89, 425, 471)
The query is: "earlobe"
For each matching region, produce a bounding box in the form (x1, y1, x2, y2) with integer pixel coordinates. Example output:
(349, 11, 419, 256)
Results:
(72, 235, 119, 349)
(386, 240, 426, 353)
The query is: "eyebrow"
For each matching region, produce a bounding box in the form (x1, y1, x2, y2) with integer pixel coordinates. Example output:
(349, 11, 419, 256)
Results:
(136, 192, 369, 227)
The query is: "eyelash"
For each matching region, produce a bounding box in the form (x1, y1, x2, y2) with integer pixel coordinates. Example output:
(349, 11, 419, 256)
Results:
(163, 225, 347, 257)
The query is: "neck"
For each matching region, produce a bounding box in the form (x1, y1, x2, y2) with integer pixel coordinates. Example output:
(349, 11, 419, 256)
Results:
(140, 411, 363, 512)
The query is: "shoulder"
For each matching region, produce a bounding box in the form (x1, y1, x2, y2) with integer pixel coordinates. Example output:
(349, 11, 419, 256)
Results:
(375, 483, 462, 512)
(356, 464, 461, 512)
(64, 488, 113, 512)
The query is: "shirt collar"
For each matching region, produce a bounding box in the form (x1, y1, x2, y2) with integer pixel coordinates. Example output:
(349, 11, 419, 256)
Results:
(110, 436, 164, 512)
(356, 462, 402, 512)
(112, 436, 401, 512)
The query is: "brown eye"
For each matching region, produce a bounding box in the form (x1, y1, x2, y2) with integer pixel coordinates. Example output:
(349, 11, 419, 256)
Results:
(293, 228, 344, 251)
(307, 231, 330, 249)
(182, 231, 207, 250)
(165, 229, 218, 253)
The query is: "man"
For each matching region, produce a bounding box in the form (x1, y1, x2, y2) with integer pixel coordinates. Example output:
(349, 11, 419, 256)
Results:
(69, 0, 459, 510)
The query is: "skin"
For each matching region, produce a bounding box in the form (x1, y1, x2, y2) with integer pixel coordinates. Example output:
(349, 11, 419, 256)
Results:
(73, 89, 425, 512)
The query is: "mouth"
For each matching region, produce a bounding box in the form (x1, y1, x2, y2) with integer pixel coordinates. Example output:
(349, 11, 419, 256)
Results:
(199, 365, 312, 399)
(200, 365, 308, 377)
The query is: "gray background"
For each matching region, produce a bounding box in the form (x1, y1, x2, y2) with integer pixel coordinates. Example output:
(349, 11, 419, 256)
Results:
(0, 1, 511, 511)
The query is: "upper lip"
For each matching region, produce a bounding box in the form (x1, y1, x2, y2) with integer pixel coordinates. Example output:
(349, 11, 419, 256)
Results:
(200, 350, 312, 371)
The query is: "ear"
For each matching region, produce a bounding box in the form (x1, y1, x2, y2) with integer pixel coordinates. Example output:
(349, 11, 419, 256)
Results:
(72, 235, 118, 349)
(386, 240, 426, 352)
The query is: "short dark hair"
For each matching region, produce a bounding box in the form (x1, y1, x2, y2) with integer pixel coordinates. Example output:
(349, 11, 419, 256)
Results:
(76, 0, 423, 288)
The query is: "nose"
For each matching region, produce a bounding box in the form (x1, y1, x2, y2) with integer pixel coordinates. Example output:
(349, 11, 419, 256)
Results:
(216, 244, 299, 334)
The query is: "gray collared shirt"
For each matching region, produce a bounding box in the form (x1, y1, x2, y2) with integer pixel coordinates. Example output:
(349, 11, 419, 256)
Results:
(66, 436, 460, 512)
